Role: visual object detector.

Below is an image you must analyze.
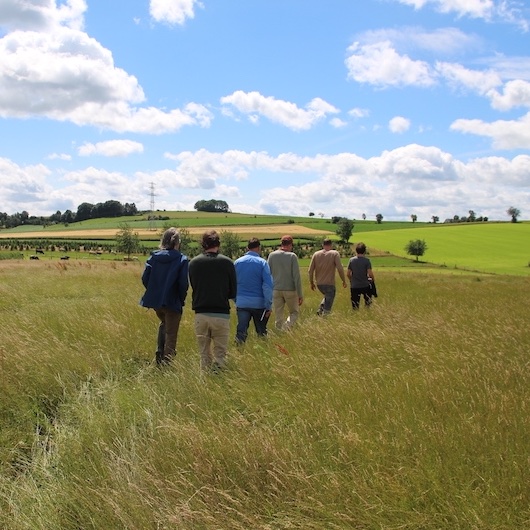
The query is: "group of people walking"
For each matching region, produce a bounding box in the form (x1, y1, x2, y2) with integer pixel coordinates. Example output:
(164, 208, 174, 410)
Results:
(140, 228, 375, 371)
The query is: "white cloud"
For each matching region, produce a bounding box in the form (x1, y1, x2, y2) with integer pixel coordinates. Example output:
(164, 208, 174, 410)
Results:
(451, 112, 530, 149)
(395, 0, 528, 29)
(348, 107, 370, 119)
(389, 116, 411, 133)
(2, 145, 529, 220)
(345, 41, 436, 87)
(149, 0, 203, 25)
(487, 80, 530, 110)
(47, 153, 72, 161)
(0, 1, 212, 133)
(330, 118, 347, 128)
(358, 27, 480, 55)
(0, 0, 86, 32)
(0, 157, 53, 212)
(220, 91, 339, 130)
(435, 61, 502, 94)
(78, 140, 144, 157)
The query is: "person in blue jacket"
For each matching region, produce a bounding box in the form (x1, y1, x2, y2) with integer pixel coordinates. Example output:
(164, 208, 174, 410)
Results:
(140, 227, 189, 365)
(234, 237, 273, 344)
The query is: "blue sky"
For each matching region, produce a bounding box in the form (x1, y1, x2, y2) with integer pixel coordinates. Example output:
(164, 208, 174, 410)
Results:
(1, 0, 529, 221)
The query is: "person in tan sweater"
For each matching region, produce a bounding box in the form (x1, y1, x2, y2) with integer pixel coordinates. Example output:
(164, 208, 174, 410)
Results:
(308, 238, 347, 315)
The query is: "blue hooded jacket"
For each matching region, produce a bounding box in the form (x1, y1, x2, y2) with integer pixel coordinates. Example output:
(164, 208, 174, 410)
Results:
(140, 249, 189, 313)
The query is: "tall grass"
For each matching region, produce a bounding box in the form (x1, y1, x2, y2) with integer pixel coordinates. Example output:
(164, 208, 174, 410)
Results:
(0, 261, 528, 529)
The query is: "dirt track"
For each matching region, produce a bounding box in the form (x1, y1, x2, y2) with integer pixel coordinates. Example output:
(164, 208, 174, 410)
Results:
(0, 224, 331, 239)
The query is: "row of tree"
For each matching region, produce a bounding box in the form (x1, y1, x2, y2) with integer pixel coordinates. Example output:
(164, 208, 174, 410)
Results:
(193, 199, 230, 213)
(0, 200, 138, 229)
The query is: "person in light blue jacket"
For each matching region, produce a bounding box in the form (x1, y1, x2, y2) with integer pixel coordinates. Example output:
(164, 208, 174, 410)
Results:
(140, 228, 189, 365)
(234, 238, 273, 344)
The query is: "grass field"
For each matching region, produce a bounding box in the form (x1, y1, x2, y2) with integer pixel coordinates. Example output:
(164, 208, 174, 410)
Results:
(354, 222, 530, 276)
(1, 212, 528, 276)
(0, 260, 529, 529)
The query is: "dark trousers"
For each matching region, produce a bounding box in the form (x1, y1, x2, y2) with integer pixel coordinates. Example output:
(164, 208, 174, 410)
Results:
(155, 308, 182, 365)
(350, 287, 372, 309)
(236, 308, 269, 344)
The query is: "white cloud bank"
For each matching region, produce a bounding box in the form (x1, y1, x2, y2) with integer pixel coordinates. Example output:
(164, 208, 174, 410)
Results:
(2, 145, 528, 221)
(0, 0, 212, 133)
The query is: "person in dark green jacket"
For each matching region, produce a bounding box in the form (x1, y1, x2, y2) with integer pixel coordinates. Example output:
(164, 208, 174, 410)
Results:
(140, 228, 189, 365)
(189, 230, 237, 372)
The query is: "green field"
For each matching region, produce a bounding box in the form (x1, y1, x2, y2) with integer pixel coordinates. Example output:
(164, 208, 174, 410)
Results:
(355, 222, 530, 276)
(2, 212, 529, 276)
(0, 260, 528, 529)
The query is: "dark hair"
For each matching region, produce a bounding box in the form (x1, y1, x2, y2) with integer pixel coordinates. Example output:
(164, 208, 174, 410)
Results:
(356, 242, 366, 255)
(201, 229, 220, 250)
(160, 227, 180, 250)
(247, 237, 260, 250)
(323, 238, 332, 246)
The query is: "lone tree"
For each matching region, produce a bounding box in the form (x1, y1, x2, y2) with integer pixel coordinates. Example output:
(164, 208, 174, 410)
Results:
(375, 213, 383, 224)
(405, 239, 428, 262)
(116, 223, 140, 260)
(507, 206, 521, 223)
(336, 218, 354, 243)
(410, 214, 417, 223)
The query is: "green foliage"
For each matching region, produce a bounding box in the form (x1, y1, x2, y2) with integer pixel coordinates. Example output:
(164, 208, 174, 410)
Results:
(219, 229, 241, 259)
(115, 223, 140, 258)
(193, 199, 230, 213)
(336, 218, 354, 242)
(376, 213, 383, 224)
(507, 206, 521, 223)
(0, 264, 529, 528)
(405, 239, 428, 261)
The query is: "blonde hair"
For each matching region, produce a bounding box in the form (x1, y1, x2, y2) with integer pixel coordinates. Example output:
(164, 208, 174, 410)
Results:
(160, 228, 180, 250)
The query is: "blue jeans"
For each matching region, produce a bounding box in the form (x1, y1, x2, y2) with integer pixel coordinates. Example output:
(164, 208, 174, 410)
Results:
(317, 284, 336, 314)
(236, 308, 269, 344)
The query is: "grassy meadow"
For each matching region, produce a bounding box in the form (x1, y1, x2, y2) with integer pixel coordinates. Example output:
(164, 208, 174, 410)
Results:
(0, 257, 529, 529)
(354, 222, 530, 276)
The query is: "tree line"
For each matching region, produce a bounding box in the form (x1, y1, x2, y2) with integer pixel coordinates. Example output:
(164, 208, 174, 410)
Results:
(0, 200, 138, 229)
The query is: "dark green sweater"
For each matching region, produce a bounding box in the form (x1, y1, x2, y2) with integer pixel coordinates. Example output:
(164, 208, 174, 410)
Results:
(189, 251, 237, 314)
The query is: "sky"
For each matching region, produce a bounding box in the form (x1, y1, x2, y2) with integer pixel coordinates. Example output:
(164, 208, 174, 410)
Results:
(1, 0, 530, 222)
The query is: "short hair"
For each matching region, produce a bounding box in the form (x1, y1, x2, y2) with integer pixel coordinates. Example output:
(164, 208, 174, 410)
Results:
(281, 235, 293, 246)
(201, 229, 220, 250)
(160, 227, 180, 250)
(247, 237, 260, 250)
(356, 242, 367, 254)
(323, 238, 332, 246)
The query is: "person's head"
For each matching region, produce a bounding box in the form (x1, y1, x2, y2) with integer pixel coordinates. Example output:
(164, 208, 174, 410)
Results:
(201, 229, 220, 251)
(247, 237, 260, 251)
(280, 235, 293, 250)
(160, 227, 180, 250)
(322, 238, 332, 248)
(356, 242, 367, 255)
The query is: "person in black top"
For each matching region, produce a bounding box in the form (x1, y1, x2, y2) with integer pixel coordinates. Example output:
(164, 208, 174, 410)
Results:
(347, 242, 375, 309)
(188, 230, 237, 371)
